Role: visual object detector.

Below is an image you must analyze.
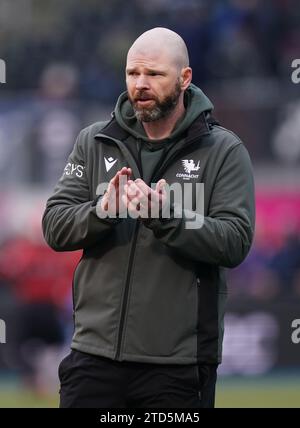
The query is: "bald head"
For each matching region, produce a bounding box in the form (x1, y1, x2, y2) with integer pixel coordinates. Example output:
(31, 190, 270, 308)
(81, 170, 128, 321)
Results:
(127, 27, 189, 71)
(126, 28, 192, 126)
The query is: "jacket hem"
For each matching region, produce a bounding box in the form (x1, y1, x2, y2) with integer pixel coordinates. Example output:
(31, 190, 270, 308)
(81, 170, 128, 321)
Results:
(71, 340, 205, 365)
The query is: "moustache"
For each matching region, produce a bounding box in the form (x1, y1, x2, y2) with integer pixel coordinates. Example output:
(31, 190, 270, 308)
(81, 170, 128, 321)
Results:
(134, 93, 156, 102)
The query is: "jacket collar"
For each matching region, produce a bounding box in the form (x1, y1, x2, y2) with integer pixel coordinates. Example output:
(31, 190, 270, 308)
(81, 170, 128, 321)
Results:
(94, 112, 211, 143)
(94, 116, 129, 141)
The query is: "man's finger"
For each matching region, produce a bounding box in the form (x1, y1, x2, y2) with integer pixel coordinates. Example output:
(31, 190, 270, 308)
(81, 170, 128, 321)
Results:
(134, 179, 152, 198)
(109, 171, 120, 187)
(156, 179, 166, 193)
(111, 167, 132, 189)
(126, 181, 141, 200)
(127, 199, 141, 219)
(119, 167, 132, 177)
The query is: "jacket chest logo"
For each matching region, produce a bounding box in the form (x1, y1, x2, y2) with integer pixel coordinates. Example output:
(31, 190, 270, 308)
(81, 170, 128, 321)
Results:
(104, 156, 118, 172)
(176, 159, 200, 180)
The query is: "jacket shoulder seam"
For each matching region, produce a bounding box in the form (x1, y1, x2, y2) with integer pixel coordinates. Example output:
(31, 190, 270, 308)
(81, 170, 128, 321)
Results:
(76, 121, 111, 152)
(213, 125, 244, 146)
(80, 120, 110, 138)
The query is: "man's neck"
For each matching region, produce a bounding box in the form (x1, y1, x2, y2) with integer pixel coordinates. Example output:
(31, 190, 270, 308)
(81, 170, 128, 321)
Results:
(142, 101, 185, 140)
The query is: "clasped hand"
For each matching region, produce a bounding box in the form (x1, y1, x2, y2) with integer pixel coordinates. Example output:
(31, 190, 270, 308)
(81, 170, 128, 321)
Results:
(100, 167, 167, 219)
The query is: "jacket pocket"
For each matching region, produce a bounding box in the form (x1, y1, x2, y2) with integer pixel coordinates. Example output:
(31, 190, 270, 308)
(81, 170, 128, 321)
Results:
(58, 352, 72, 382)
(58, 350, 82, 382)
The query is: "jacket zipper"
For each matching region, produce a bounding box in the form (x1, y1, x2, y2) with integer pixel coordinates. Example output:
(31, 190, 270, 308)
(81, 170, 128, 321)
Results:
(115, 221, 140, 360)
(94, 132, 143, 361)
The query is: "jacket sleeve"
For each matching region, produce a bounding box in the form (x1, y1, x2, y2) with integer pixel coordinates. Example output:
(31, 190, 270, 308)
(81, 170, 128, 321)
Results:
(42, 129, 118, 252)
(143, 143, 255, 268)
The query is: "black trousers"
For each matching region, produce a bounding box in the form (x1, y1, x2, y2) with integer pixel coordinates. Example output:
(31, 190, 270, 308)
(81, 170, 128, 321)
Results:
(59, 350, 218, 408)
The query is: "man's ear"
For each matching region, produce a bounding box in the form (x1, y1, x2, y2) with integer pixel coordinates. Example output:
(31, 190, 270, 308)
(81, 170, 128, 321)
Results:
(181, 67, 192, 90)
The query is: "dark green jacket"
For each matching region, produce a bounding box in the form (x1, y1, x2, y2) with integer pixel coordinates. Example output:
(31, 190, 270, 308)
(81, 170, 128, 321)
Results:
(42, 85, 255, 364)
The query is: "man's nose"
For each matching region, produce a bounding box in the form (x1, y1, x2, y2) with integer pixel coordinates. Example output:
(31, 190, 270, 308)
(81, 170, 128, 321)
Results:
(135, 75, 150, 90)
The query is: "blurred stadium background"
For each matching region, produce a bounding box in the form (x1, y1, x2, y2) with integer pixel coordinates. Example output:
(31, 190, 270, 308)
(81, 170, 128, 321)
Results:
(0, 0, 300, 408)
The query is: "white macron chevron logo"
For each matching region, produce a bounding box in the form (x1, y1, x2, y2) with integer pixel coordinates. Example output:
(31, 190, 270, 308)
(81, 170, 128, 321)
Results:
(104, 156, 118, 172)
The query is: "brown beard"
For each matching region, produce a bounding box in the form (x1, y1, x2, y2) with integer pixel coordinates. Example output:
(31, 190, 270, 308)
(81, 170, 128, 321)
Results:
(129, 79, 182, 122)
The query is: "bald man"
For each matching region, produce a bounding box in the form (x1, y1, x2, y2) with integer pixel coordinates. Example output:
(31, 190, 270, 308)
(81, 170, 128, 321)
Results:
(43, 28, 255, 408)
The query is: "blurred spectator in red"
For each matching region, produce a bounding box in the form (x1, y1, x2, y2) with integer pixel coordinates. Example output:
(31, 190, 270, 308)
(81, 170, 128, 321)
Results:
(0, 225, 80, 392)
(0, 235, 78, 308)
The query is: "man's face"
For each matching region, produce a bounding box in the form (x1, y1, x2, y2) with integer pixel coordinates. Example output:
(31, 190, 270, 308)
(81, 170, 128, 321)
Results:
(126, 51, 182, 122)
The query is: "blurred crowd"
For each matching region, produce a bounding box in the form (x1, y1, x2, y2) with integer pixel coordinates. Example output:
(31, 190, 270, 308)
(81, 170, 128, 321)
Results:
(229, 228, 300, 300)
(1, 0, 300, 97)
(0, 0, 300, 189)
